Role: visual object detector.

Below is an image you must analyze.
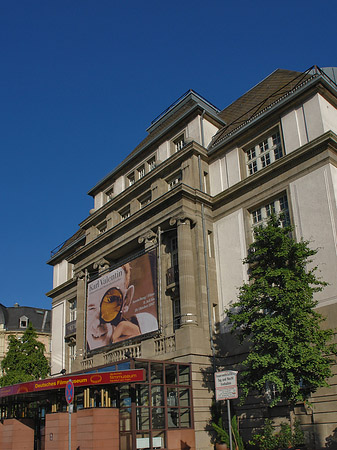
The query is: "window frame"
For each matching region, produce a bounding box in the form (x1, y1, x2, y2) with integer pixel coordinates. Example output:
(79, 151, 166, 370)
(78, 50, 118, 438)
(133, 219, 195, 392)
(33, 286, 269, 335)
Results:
(120, 205, 131, 221)
(244, 128, 283, 176)
(167, 172, 182, 190)
(250, 193, 290, 229)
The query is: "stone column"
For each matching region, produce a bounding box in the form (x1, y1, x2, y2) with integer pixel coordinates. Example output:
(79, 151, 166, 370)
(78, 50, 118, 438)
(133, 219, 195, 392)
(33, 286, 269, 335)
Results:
(72, 270, 86, 371)
(170, 217, 198, 326)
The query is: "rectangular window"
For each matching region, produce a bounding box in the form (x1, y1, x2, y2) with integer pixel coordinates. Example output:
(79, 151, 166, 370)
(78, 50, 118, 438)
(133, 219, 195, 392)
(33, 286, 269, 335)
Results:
(127, 172, 135, 186)
(168, 172, 182, 190)
(139, 192, 152, 208)
(138, 165, 145, 179)
(251, 193, 290, 228)
(147, 156, 156, 172)
(245, 130, 283, 175)
(69, 299, 77, 322)
(97, 221, 107, 234)
(174, 134, 185, 152)
(120, 206, 131, 221)
(104, 186, 114, 202)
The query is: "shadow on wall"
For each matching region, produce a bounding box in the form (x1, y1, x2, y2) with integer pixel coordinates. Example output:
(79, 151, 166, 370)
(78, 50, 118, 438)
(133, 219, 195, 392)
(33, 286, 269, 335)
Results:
(200, 323, 291, 445)
(326, 428, 337, 449)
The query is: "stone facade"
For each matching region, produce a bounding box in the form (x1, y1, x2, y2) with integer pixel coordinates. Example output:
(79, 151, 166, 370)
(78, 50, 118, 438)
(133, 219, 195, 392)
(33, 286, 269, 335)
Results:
(47, 67, 337, 449)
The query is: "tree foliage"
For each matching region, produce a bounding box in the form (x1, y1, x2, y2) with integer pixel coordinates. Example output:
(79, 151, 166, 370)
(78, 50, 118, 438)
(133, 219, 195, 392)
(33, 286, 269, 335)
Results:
(0, 324, 49, 386)
(227, 215, 337, 407)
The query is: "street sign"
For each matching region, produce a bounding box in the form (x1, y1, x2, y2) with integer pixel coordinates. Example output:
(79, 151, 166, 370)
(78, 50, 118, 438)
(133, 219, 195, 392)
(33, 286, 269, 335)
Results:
(65, 380, 74, 405)
(215, 370, 238, 401)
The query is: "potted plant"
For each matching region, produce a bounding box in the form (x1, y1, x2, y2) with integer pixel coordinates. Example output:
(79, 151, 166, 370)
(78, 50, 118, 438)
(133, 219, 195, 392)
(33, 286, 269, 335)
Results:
(212, 415, 245, 450)
(212, 417, 230, 450)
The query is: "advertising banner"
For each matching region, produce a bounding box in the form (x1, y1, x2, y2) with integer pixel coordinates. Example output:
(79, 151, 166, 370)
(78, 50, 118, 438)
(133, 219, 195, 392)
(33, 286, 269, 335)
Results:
(86, 249, 158, 351)
(0, 370, 146, 398)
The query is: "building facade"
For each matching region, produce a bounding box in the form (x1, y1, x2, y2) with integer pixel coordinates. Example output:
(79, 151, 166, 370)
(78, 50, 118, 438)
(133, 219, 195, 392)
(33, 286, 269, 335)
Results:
(46, 66, 337, 450)
(0, 303, 51, 365)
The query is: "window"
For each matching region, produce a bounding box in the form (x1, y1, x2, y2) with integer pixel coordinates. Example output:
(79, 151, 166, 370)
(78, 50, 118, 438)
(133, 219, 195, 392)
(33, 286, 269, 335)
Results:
(97, 221, 107, 234)
(167, 172, 182, 190)
(139, 192, 151, 208)
(69, 343, 76, 361)
(203, 171, 209, 194)
(251, 193, 290, 228)
(127, 172, 135, 186)
(69, 299, 77, 322)
(138, 165, 145, 179)
(172, 297, 181, 331)
(245, 130, 283, 175)
(120, 206, 131, 221)
(104, 186, 114, 202)
(19, 316, 28, 328)
(147, 156, 156, 172)
(207, 230, 214, 258)
(173, 134, 185, 152)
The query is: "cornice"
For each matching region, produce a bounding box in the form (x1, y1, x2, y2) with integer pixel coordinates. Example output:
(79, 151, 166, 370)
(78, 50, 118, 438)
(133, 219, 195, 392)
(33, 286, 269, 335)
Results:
(46, 277, 77, 299)
(67, 183, 212, 265)
(80, 140, 208, 228)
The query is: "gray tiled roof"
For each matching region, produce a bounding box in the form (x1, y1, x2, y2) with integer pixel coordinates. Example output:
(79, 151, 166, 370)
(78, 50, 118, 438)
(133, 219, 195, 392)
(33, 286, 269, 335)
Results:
(1, 304, 51, 333)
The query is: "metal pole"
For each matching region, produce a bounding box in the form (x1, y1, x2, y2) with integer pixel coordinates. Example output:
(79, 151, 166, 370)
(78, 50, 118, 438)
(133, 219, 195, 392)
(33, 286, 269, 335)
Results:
(227, 399, 233, 450)
(68, 405, 71, 450)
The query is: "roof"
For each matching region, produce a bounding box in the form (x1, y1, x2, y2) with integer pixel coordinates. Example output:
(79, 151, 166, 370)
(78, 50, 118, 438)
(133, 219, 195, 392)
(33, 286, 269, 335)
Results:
(3, 305, 51, 333)
(87, 90, 224, 196)
(209, 68, 313, 149)
(48, 228, 86, 263)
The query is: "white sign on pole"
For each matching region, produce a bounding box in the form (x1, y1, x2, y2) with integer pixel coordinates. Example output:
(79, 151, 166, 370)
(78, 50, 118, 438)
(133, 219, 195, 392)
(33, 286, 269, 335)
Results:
(215, 370, 238, 401)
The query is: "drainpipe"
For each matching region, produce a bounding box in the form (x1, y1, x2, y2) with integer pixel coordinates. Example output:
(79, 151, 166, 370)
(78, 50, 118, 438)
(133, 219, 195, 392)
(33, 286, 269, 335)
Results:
(199, 110, 216, 373)
(157, 226, 163, 333)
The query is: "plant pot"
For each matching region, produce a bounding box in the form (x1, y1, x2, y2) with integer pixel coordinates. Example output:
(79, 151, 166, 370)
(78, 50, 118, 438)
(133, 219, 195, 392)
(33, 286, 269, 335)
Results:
(215, 444, 229, 450)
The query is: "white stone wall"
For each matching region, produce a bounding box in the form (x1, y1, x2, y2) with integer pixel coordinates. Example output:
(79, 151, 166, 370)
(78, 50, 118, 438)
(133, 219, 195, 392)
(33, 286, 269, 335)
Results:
(53, 260, 71, 288)
(281, 93, 337, 154)
(209, 147, 241, 196)
(51, 301, 65, 375)
(213, 209, 248, 324)
(289, 164, 337, 307)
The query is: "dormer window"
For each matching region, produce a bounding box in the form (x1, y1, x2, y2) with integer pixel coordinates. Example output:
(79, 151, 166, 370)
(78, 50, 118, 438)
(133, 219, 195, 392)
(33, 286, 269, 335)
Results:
(20, 316, 29, 328)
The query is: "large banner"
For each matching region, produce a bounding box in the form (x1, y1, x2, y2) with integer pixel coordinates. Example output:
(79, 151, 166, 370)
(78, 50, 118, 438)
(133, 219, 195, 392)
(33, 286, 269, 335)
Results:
(86, 249, 158, 351)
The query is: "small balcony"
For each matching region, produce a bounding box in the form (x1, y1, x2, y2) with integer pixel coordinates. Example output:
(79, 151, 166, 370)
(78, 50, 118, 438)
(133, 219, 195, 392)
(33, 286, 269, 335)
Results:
(166, 266, 179, 286)
(65, 320, 76, 338)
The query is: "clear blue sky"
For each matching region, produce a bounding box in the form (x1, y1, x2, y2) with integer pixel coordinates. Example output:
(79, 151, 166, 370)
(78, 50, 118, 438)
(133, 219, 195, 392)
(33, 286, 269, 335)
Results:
(1, 0, 336, 309)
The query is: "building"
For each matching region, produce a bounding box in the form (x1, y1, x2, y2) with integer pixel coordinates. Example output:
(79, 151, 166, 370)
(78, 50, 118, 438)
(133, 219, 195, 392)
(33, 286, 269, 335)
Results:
(0, 65, 335, 450)
(0, 303, 51, 364)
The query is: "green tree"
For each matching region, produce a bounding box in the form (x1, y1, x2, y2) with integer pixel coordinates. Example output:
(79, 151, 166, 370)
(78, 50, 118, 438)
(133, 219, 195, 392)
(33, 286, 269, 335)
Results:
(0, 324, 49, 386)
(227, 215, 337, 407)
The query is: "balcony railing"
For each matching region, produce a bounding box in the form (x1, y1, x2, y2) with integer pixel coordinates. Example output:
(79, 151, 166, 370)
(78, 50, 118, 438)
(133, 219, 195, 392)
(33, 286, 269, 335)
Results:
(65, 320, 76, 337)
(104, 344, 141, 364)
(166, 266, 179, 286)
(154, 334, 176, 355)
